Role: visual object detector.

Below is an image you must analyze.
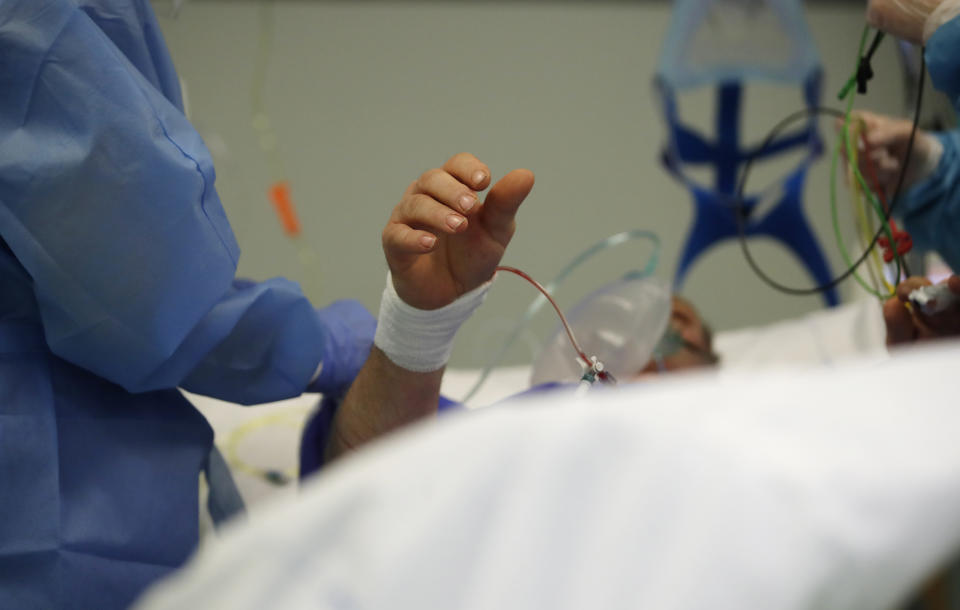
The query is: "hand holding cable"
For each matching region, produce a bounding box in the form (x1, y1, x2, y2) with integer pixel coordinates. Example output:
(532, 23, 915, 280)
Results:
(842, 110, 943, 195)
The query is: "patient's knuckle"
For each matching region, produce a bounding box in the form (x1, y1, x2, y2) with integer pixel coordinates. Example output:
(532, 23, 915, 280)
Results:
(408, 193, 432, 217)
(418, 168, 442, 190)
(382, 224, 396, 245)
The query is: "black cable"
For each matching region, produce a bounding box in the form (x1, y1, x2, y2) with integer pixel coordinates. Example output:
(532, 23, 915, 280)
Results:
(839, 31, 887, 99)
(857, 31, 887, 94)
(866, 30, 886, 60)
(734, 48, 925, 297)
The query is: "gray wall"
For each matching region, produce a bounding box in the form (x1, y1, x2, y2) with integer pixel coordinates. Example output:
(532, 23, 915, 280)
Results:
(157, 1, 906, 368)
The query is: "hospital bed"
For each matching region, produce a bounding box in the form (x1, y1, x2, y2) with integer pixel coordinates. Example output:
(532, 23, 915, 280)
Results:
(144, 302, 960, 609)
(187, 297, 888, 520)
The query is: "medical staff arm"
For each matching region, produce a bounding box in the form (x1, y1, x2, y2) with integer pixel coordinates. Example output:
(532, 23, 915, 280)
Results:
(849, 14, 960, 271)
(170, 282, 375, 404)
(325, 154, 535, 462)
(896, 16, 960, 272)
(896, 130, 960, 271)
(0, 0, 371, 404)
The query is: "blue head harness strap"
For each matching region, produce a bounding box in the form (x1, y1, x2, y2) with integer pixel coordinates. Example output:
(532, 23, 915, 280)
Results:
(657, 69, 839, 307)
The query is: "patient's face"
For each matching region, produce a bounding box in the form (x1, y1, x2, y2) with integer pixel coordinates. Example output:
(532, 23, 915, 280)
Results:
(637, 296, 717, 377)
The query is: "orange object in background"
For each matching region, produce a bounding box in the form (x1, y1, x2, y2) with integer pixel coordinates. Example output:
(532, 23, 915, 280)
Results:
(269, 181, 301, 237)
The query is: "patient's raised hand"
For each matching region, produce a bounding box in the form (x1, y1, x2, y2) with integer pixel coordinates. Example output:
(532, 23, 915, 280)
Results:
(323, 156, 535, 461)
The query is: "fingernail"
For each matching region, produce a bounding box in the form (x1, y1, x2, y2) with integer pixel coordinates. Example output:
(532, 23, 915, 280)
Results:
(459, 194, 477, 213)
(446, 214, 465, 230)
(472, 170, 487, 186)
(420, 234, 436, 249)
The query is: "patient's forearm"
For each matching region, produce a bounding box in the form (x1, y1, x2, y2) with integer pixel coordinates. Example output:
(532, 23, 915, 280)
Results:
(325, 347, 443, 462)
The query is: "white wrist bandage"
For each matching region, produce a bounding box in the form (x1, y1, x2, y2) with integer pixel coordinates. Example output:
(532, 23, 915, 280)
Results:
(374, 273, 492, 372)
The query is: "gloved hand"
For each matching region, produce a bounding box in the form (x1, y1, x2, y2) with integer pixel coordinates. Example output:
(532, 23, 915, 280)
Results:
(865, 0, 960, 43)
(840, 110, 943, 194)
(883, 275, 960, 345)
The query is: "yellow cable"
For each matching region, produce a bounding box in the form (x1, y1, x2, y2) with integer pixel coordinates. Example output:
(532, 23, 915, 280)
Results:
(221, 410, 310, 485)
(846, 122, 881, 293)
(848, 120, 895, 296)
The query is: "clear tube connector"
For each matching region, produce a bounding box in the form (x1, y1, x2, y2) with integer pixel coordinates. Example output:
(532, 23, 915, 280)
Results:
(578, 356, 617, 388)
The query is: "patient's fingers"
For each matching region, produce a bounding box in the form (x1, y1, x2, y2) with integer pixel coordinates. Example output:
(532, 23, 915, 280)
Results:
(883, 297, 916, 346)
(384, 188, 471, 261)
(922, 278, 960, 337)
(442, 153, 491, 192)
(896, 276, 932, 302)
(394, 193, 468, 236)
(383, 222, 437, 257)
(415, 168, 481, 215)
(884, 276, 960, 345)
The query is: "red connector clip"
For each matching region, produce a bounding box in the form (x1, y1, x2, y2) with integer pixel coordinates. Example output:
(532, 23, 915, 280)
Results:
(877, 222, 912, 264)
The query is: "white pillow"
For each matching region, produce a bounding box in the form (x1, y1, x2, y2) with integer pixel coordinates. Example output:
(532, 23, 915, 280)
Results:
(714, 298, 886, 368)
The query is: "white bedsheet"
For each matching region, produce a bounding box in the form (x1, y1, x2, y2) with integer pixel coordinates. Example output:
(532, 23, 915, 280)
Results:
(148, 341, 960, 610)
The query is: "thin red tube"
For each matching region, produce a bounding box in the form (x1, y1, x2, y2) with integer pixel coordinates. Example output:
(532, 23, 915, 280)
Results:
(495, 266, 594, 370)
(861, 133, 912, 261)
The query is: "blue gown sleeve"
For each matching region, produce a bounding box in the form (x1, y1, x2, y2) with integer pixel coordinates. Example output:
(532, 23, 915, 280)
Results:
(75, 0, 185, 112)
(925, 15, 960, 109)
(151, 280, 374, 405)
(898, 131, 960, 271)
(895, 17, 960, 272)
(0, 0, 373, 404)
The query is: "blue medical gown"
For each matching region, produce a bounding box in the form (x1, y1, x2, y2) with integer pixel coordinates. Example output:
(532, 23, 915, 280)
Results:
(0, 1, 374, 608)
(899, 16, 960, 272)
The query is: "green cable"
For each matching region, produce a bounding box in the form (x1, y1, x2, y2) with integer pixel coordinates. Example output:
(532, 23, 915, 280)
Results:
(829, 25, 903, 299)
(831, 119, 901, 298)
(829, 26, 886, 298)
(841, 27, 905, 284)
(459, 230, 661, 405)
(831, 130, 886, 297)
(844, 122, 904, 283)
